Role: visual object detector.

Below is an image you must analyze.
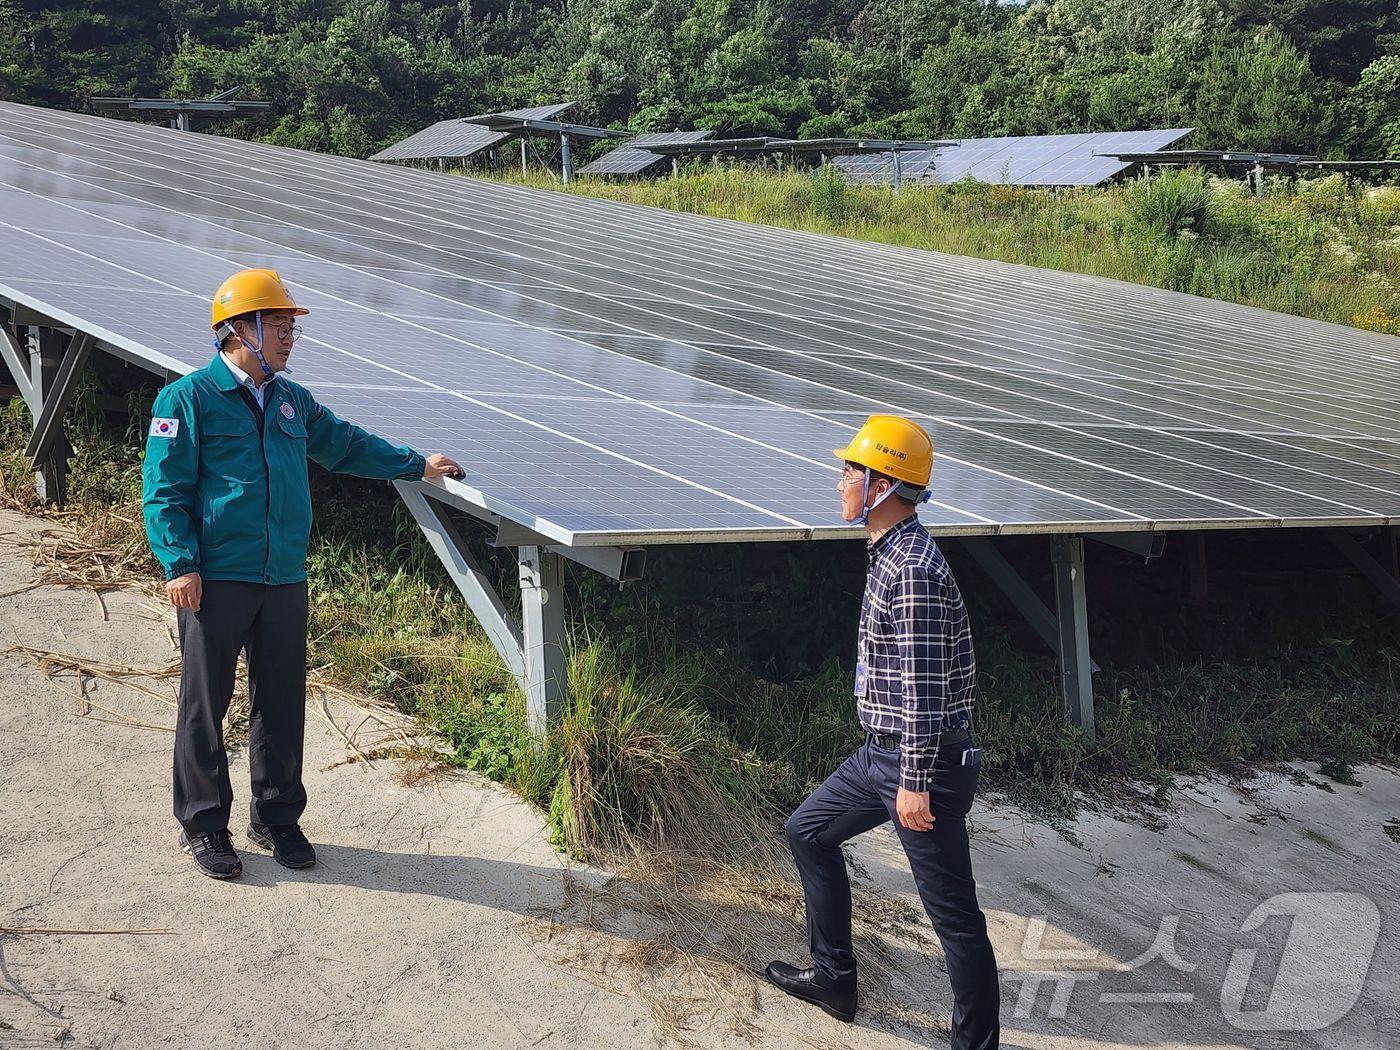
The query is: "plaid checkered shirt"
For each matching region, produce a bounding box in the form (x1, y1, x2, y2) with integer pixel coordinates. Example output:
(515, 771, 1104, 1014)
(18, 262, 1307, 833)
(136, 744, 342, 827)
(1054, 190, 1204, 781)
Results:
(857, 515, 978, 791)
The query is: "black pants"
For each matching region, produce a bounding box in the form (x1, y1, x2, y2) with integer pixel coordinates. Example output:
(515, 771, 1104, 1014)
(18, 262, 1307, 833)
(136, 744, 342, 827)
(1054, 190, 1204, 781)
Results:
(173, 580, 309, 835)
(785, 734, 1000, 1050)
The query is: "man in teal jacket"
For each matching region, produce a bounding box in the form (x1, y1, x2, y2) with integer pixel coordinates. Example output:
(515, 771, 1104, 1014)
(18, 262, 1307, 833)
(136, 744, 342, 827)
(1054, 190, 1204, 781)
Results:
(143, 268, 462, 879)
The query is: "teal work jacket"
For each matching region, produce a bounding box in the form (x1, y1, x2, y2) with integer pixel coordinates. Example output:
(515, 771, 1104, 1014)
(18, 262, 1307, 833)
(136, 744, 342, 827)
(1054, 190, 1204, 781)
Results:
(142, 353, 426, 584)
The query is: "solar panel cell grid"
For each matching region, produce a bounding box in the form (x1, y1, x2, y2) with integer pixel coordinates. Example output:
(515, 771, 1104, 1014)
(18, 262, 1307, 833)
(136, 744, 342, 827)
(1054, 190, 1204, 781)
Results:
(370, 103, 573, 162)
(0, 101, 1396, 545)
(578, 131, 713, 176)
(832, 129, 1193, 187)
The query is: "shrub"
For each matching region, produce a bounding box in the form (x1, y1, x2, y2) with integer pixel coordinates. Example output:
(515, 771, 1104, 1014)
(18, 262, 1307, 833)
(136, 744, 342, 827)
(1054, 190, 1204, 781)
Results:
(808, 164, 853, 223)
(1128, 168, 1215, 240)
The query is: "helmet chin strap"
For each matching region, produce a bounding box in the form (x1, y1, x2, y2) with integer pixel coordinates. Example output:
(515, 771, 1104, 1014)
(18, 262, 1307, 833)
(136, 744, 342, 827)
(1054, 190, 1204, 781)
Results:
(854, 467, 932, 527)
(213, 312, 273, 378)
(856, 468, 896, 527)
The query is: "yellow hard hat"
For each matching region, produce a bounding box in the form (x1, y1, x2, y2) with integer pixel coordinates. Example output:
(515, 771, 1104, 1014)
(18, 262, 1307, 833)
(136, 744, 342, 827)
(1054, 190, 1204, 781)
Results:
(834, 414, 934, 488)
(210, 269, 309, 329)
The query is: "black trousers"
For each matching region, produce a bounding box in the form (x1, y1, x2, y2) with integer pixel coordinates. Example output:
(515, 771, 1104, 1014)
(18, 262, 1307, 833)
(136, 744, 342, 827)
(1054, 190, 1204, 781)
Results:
(173, 580, 309, 835)
(785, 734, 1000, 1050)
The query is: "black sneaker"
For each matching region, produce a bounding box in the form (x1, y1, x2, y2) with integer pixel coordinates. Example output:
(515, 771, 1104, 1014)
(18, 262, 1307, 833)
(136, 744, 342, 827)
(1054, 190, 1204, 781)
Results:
(247, 822, 316, 869)
(180, 829, 242, 880)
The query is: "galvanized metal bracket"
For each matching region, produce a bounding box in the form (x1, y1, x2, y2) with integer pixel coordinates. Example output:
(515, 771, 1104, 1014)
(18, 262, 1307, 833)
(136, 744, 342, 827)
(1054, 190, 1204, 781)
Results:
(395, 481, 645, 735)
(0, 322, 92, 506)
(0, 314, 33, 403)
(26, 331, 94, 468)
(395, 480, 527, 683)
(953, 537, 1100, 674)
(1087, 531, 1165, 561)
(1050, 535, 1096, 742)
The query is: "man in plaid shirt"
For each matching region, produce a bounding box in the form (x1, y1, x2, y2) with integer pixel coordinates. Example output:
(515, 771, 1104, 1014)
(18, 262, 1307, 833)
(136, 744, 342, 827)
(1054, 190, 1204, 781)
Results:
(766, 415, 1000, 1049)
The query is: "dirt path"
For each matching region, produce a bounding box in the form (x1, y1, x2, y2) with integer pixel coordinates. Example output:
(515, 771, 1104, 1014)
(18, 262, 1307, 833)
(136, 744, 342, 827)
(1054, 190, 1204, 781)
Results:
(0, 507, 1395, 1049)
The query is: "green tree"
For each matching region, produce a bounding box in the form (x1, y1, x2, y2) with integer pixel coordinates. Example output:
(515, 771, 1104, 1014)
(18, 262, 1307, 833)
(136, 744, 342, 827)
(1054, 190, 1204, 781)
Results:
(1340, 54, 1400, 159)
(907, 23, 1009, 136)
(1193, 25, 1334, 151)
(2, 0, 173, 105)
(1226, 0, 1400, 84)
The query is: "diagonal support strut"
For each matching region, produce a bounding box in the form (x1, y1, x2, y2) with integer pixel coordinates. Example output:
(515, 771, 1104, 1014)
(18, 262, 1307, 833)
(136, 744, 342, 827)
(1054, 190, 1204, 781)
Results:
(1326, 527, 1400, 612)
(25, 331, 94, 466)
(395, 482, 572, 735)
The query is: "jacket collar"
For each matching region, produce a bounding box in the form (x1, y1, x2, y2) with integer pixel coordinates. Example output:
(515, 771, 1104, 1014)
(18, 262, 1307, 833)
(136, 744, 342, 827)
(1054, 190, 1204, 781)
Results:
(207, 351, 242, 393)
(208, 351, 279, 404)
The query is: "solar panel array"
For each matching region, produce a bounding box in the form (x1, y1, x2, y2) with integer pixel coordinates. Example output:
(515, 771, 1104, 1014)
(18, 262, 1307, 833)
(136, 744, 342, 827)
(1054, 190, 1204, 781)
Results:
(833, 129, 1193, 187)
(3, 100, 1400, 548)
(829, 150, 940, 183)
(578, 131, 714, 176)
(370, 104, 573, 162)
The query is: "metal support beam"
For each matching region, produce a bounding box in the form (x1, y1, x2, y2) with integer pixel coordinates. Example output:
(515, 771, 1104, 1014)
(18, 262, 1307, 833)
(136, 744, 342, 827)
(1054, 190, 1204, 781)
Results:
(25, 331, 93, 467)
(396, 483, 572, 736)
(394, 481, 526, 682)
(1087, 531, 1164, 560)
(1051, 535, 1095, 742)
(520, 137, 527, 177)
(560, 134, 572, 184)
(1327, 528, 1400, 612)
(954, 538, 1099, 673)
(892, 149, 904, 193)
(491, 521, 646, 583)
(519, 545, 567, 735)
(0, 318, 33, 403)
(24, 327, 81, 505)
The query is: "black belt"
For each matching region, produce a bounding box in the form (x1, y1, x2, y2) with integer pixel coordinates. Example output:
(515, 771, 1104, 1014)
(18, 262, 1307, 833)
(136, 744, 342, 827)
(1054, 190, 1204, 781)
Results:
(870, 727, 971, 751)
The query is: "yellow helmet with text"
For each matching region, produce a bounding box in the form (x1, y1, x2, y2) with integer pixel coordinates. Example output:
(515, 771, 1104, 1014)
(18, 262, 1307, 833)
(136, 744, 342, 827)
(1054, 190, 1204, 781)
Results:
(210, 269, 309, 330)
(833, 414, 933, 489)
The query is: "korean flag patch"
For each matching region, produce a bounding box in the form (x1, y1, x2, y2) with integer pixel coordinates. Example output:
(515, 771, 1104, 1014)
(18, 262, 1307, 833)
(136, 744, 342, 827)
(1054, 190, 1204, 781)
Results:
(149, 417, 180, 439)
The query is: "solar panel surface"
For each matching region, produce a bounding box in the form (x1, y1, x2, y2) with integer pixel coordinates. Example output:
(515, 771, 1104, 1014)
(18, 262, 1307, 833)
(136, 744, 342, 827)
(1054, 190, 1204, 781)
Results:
(834, 129, 1193, 187)
(578, 131, 714, 176)
(831, 150, 940, 183)
(370, 104, 572, 162)
(2, 101, 1399, 547)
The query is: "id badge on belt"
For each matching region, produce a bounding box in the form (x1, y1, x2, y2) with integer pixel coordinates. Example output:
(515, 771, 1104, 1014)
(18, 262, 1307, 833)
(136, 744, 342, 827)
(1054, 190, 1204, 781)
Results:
(854, 661, 868, 698)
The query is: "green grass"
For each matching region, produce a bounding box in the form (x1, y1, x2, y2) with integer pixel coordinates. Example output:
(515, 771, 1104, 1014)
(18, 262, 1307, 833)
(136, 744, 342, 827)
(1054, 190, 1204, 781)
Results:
(1172, 849, 1219, 874)
(496, 165, 1400, 335)
(1301, 828, 1342, 852)
(5, 386, 1399, 858)
(6, 167, 1400, 862)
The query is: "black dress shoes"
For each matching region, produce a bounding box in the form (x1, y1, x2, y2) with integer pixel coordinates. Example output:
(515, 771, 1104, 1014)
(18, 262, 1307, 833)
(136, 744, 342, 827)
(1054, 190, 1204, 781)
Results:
(764, 960, 857, 1022)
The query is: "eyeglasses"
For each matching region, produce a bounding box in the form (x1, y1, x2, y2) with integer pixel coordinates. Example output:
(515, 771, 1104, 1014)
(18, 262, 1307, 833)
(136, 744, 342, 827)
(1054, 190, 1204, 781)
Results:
(837, 464, 866, 487)
(238, 320, 302, 342)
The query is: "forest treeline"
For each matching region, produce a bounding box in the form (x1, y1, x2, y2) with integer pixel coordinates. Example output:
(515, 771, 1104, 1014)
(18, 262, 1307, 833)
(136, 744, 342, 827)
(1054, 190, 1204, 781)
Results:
(1, 1, 1398, 161)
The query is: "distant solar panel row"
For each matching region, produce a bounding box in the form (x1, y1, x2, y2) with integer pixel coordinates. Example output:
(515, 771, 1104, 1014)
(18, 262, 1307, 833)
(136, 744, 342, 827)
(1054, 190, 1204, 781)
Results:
(830, 150, 940, 182)
(578, 131, 714, 176)
(370, 104, 573, 162)
(1, 101, 1398, 548)
(833, 128, 1193, 187)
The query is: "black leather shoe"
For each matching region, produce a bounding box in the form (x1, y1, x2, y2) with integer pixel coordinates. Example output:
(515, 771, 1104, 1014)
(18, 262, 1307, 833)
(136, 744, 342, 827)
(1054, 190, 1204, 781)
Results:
(764, 960, 857, 1022)
(247, 822, 316, 868)
(180, 829, 242, 880)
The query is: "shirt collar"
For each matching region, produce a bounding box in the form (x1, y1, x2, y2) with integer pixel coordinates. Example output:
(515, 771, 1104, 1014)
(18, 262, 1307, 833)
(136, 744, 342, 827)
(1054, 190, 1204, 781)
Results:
(867, 513, 922, 560)
(219, 350, 271, 391)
